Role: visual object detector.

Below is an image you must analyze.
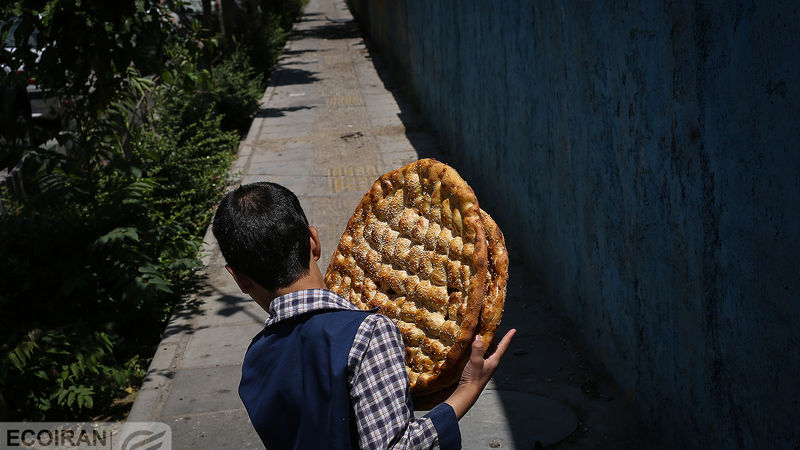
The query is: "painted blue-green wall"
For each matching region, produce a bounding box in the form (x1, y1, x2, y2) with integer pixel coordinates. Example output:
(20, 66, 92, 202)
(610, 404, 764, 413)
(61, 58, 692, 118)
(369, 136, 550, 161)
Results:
(349, 0, 800, 447)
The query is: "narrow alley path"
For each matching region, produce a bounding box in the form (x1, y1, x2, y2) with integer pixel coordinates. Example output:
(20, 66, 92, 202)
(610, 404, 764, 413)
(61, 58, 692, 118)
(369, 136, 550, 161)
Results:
(128, 0, 651, 448)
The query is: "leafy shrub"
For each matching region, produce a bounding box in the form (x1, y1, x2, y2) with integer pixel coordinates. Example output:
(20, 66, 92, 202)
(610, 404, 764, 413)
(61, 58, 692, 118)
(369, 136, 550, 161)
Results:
(211, 51, 264, 135)
(136, 98, 239, 240)
(0, 57, 237, 423)
(260, 0, 307, 31)
(222, 0, 306, 82)
(0, 0, 290, 421)
(2, 329, 144, 419)
(159, 35, 262, 136)
(237, 11, 289, 83)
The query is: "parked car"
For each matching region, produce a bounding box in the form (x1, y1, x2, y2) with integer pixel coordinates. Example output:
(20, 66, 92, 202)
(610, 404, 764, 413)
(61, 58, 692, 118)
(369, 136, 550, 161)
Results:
(1, 17, 59, 132)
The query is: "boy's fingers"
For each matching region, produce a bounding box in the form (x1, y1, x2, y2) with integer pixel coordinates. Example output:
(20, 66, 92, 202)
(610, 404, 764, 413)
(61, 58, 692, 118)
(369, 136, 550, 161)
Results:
(486, 329, 516, 364)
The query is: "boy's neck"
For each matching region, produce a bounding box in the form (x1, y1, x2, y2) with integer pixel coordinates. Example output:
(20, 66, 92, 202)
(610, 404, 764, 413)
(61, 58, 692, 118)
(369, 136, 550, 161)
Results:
(273, 275, 326, 299)
(260, 259, 327, 309)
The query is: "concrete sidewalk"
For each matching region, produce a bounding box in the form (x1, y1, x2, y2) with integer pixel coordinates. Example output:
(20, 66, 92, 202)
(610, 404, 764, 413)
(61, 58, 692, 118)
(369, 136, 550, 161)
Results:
(128, 0, 651, 448)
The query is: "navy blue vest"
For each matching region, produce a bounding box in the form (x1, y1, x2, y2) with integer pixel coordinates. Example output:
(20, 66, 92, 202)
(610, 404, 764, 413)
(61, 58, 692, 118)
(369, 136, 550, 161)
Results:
(239, 308, 373, 449)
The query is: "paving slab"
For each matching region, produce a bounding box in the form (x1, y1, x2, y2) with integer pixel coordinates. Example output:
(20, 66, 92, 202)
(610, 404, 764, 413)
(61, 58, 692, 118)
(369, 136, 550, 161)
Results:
(192, 293, 266, 328)
(181, 324, 263, 368)
(460, 391, 578, 449)
(416, 390, 579, 449)
(167, 409, 261, 450)
(160, 365, 243, 417)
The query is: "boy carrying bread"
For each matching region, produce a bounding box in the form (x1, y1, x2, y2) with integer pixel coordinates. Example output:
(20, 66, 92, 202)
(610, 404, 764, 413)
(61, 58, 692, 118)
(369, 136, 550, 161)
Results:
(212, 181, 515, 449)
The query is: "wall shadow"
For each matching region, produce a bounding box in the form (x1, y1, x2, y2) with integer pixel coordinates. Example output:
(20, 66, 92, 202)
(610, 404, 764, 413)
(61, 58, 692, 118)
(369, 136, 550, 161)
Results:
(354, 21, 651, 450)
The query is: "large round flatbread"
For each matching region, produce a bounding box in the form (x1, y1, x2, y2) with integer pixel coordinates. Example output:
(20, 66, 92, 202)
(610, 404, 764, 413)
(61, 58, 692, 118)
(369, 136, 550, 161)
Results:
(325, 159, 488, 393)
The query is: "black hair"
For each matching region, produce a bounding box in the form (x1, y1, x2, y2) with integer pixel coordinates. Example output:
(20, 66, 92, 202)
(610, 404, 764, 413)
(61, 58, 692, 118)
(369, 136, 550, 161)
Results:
(212, 182, 311, 292)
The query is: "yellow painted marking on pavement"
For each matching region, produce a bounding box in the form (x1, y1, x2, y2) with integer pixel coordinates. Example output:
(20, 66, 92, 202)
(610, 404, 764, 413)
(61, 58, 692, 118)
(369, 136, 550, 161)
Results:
(325, 95, 364, 107)
(328, 166, 379, 193)
(324, 54, 350, 65)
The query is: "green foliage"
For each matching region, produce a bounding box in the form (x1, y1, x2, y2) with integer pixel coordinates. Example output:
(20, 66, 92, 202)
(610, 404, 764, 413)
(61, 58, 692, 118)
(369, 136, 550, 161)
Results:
(235, 10, 289, 83)
(1, 329, 144, 419)
(0, 63, 237, 420)
(136, 93, 239, 238)
(211, 51, 263, 135)
(260, 0, 308, 31)
(0, 0, 271, 420)
(158, 33, 262, 137)
(219, 0, 305, 82)
(0, 0, 173, 115)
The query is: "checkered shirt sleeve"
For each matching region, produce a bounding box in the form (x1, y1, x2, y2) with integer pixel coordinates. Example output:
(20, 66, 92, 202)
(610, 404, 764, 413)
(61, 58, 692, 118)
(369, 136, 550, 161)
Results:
(347, 314, 441, 449)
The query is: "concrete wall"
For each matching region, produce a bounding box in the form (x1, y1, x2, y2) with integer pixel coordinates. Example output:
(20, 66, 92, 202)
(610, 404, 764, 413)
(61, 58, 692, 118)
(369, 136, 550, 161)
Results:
(348, 0, 800, 447)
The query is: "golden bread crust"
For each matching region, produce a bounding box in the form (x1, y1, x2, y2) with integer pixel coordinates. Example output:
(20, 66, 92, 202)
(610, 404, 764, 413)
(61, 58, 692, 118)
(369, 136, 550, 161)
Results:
(325, 159, 487, 394)
(475, 209, 509, 351)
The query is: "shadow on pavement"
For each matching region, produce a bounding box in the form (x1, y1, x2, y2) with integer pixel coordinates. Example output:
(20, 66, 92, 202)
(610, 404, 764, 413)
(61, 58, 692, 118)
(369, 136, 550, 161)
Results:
(292, 18, 361, 40)
(280, 48, 318, 57)
(269, 67, 320, 87)
(214, 294, 265, 324)
(256, 105, 315, 118)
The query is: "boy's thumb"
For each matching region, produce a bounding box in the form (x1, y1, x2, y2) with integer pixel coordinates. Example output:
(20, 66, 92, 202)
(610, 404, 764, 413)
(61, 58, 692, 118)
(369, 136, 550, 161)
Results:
(470, 334, 484, 362)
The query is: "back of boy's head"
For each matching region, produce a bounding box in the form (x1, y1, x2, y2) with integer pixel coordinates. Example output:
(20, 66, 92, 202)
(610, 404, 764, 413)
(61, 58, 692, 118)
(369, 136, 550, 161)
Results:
(212, 182, 311, 292)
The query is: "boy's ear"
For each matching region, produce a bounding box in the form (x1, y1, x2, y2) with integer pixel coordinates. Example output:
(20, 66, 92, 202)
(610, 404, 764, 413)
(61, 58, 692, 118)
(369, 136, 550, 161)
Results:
(226, 265, 256, 295)
(309, 226, 321, 262)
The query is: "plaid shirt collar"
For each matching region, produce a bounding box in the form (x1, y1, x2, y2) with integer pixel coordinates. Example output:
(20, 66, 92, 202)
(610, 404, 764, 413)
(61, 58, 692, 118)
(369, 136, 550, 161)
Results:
(265, 288, 361, 327)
